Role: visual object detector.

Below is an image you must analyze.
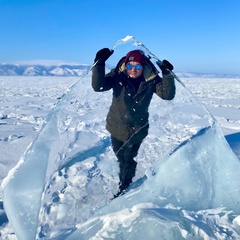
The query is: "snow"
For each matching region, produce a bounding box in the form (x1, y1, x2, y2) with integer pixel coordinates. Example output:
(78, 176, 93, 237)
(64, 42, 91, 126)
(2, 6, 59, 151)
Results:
(0, 36, 240, 239)
(0, 75, 240, 239)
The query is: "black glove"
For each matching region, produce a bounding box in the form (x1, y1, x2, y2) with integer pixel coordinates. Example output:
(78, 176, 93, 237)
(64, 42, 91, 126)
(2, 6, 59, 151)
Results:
(156, 59, 174, 74)
(94, 48, 114, 66)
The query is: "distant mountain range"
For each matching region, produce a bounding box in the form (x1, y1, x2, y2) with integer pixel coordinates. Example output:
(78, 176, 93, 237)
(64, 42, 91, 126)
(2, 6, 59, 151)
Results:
(0, 63, 91, 77)
(174, 72, 240, 78)
(0, 63, 239, 78)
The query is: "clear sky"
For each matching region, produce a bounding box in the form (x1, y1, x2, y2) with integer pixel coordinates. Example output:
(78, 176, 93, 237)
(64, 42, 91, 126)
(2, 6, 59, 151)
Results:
(0, 0, 240, 75)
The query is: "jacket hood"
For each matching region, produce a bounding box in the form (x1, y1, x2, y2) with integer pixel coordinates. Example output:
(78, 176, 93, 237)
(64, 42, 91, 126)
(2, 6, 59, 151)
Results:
(116, 56, 159, 82)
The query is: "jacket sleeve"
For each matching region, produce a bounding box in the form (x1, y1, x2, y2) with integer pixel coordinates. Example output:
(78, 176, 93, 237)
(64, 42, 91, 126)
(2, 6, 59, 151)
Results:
(92, 65, 115, 92)
(155, 72, 176, 100)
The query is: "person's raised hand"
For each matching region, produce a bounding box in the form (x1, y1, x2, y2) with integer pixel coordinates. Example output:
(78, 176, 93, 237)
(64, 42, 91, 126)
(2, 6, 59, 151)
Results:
(94, 48, 114, 65)
(156, 59, 174, 74)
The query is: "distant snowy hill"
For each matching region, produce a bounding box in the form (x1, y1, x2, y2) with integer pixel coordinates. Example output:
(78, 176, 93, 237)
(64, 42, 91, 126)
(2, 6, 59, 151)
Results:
(175, 71, 240, 78)
(0, 63, 91, 77)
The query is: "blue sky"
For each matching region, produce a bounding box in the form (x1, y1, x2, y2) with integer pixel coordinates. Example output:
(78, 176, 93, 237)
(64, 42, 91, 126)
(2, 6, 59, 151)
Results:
(0, 0, 240, 74)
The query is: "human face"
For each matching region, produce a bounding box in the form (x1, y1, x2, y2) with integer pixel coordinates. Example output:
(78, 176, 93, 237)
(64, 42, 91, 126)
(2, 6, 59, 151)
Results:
(126, 61, 143, 78)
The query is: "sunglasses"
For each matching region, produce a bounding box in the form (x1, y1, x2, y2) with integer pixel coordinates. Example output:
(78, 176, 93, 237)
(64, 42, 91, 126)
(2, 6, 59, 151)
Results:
(126, 63, 143, 71)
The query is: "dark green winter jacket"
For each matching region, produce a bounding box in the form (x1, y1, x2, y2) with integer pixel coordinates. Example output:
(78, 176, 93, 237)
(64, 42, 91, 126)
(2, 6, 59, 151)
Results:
(92, 57, 175, 143)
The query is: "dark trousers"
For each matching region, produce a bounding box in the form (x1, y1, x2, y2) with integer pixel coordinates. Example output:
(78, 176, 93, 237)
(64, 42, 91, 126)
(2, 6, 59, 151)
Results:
(111, 136, 142, 194)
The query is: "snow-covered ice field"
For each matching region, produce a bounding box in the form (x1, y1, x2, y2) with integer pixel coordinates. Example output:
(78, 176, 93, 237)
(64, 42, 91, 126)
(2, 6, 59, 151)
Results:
(0, 76, 240, 239)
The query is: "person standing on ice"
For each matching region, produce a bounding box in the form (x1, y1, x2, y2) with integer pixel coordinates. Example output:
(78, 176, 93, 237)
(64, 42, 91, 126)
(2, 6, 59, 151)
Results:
(92, 48, 176, 197)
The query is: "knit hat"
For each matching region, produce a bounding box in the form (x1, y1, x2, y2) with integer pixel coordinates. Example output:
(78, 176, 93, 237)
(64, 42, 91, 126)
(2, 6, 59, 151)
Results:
(124, 50, 145, 67)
